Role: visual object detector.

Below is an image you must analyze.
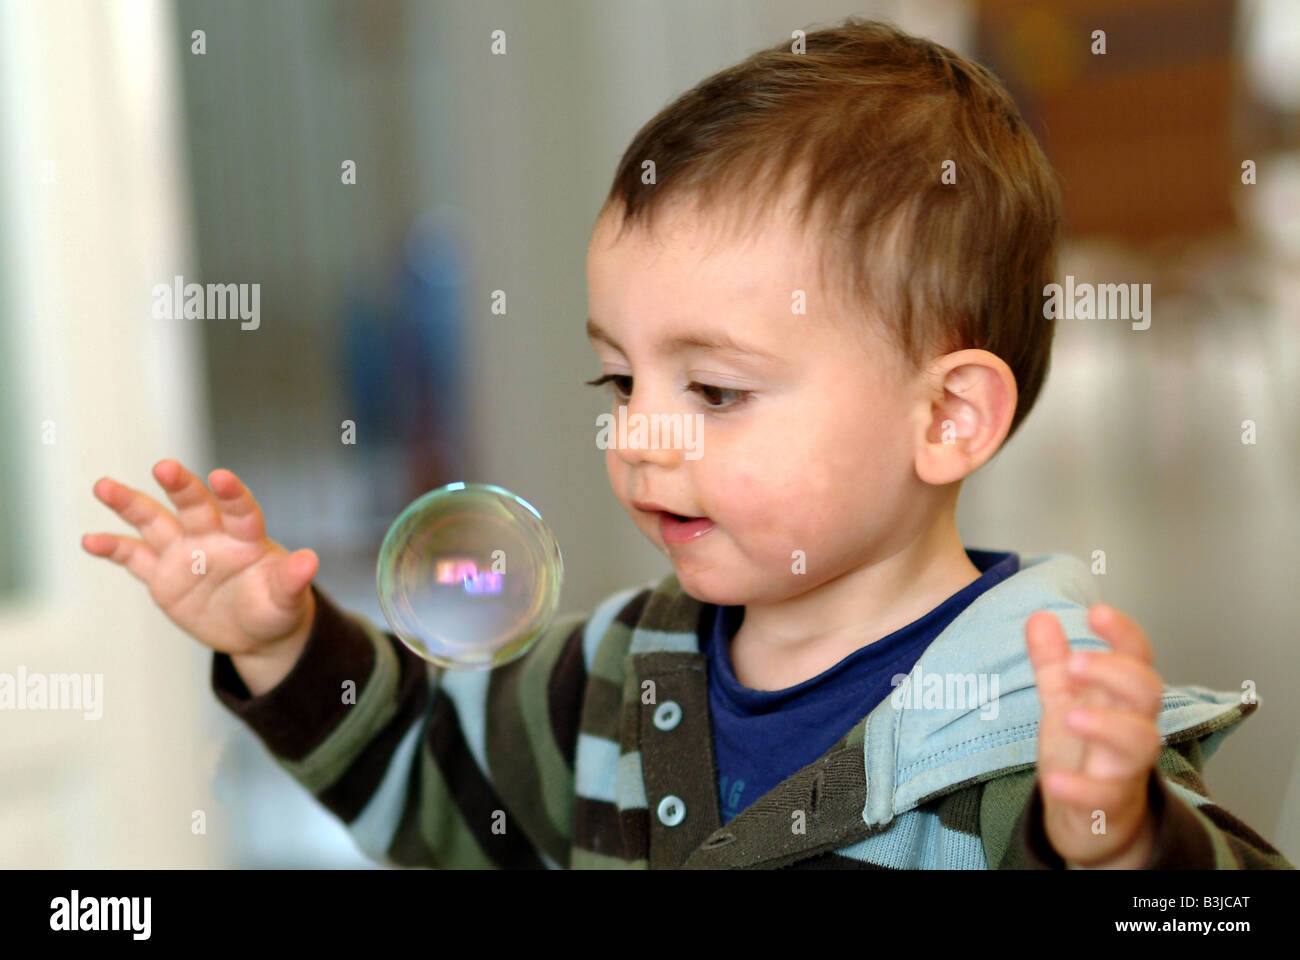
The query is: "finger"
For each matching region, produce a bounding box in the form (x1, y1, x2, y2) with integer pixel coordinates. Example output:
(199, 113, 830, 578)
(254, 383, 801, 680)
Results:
(1068, 650, 1163, 716)
(152, 459, 224, 536)
(1025, 610, 1075, 705)
(1067, 705, 1163, 766)
(92, 476, 183, 553)
(1041, 768, 1141, 816)
(1088, 604, 1153, 664)
(208, 468, 266, 542)
(267, 549, 319, 611)
(81, 532, 157, 583)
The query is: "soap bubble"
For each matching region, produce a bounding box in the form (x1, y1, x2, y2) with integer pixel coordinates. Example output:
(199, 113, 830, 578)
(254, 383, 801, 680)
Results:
(376, 482, 563, 670)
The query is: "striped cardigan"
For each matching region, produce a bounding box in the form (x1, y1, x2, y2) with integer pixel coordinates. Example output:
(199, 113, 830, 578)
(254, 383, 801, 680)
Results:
(211, 553, 1293, 869)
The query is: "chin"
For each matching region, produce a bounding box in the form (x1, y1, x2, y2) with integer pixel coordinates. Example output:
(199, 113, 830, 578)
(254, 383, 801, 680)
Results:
(678, 559, 818, 608)
(669, 566, 753, 608)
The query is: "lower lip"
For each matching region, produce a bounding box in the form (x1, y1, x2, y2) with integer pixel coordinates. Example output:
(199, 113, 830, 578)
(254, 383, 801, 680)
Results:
(657, 511, 716, 544)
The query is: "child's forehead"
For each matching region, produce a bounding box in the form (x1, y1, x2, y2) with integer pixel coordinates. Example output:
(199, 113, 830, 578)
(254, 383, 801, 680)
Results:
(594, 184, 820, 248)
(586, 280, 893, 379)
(588, 199, 834, 295)
(587, 190, 900, 362)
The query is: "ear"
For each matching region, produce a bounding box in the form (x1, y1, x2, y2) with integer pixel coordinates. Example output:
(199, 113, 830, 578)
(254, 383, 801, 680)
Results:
(913, 349, 1018, 485)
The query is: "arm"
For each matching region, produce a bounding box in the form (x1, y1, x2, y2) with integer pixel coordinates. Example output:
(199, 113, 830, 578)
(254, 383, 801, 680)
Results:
(84, 459, 594, 868)
(1013, 602, 1293, 869)
(212, 583, 592, 869)
(990, 739, 1294, 869)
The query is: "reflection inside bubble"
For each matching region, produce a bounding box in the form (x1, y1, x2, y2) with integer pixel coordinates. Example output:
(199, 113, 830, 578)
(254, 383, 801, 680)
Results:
(376, 483, 562, 669)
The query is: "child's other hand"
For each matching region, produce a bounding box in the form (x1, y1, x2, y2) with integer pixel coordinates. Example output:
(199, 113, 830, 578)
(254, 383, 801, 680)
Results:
(83, 459, 318, 657)
(1024, 604, 1165, 868)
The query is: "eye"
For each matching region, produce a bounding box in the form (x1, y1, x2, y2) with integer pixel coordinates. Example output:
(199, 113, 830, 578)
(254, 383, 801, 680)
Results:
(584, 374, 752, 411)
(583, 373, 632, 399)
(690, 382, 752, 410)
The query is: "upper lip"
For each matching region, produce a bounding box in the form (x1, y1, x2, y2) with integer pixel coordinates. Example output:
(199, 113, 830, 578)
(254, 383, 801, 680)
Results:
(633, 500, 697, 517)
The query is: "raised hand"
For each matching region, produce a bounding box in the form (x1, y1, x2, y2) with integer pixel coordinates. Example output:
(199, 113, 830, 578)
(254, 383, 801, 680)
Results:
(1025, 604, 1164, 868)
(82, 459, 318, 660)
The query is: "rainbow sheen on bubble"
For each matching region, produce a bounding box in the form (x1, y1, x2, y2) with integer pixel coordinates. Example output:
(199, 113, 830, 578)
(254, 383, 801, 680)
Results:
(376, 482, 563, 669)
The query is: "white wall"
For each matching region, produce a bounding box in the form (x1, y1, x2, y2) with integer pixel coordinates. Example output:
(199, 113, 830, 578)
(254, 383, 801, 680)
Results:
(0, 0, 219, 867)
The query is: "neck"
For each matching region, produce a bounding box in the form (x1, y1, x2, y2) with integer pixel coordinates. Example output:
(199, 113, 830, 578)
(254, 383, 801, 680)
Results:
(729, 510, 982, 691)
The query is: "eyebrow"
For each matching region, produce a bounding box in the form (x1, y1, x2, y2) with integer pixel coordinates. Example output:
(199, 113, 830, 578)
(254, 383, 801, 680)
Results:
(586, 317, 785, 364)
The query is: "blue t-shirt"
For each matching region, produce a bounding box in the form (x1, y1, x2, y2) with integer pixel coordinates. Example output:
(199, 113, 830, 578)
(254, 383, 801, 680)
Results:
(703, 548, 1020, 823)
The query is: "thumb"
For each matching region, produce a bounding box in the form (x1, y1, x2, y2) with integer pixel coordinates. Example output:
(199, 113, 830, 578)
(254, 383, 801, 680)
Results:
(269, 548, 318, 610)
(1025, 610, 1074, 707)
(1027, 610, 1091, 786)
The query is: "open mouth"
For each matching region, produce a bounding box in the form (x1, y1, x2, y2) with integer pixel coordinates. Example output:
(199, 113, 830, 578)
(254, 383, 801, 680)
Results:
(657, 511, 716, 544)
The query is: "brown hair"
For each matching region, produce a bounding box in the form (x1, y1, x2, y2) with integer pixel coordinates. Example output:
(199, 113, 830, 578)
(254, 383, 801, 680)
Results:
(599, 17, 1062, 442)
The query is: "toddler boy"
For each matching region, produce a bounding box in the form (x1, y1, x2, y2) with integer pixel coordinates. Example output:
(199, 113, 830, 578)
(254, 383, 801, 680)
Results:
(85, 17, 1292, 869)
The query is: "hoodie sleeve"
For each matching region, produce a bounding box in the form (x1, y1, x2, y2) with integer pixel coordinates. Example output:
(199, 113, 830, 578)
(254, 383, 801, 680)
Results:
(996, 736, 1294, 869)
(210, 582, 593, 869)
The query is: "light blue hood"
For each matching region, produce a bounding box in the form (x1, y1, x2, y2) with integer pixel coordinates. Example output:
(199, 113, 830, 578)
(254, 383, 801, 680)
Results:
(861, 552, 1252, 827)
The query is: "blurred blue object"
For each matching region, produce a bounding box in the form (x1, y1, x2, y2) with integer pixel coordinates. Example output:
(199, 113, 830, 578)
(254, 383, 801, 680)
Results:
(395, 206, 470, 490)
(342, 278, 397, 445)
(339, 206, 470, 496)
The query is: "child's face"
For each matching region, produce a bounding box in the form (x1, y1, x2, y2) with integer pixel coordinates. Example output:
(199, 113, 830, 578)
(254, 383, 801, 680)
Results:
(585, 196, 933, 608)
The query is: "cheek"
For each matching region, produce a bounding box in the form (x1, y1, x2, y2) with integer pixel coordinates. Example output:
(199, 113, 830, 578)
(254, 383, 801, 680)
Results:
(605, 448, 628, 501)
(719, 399, 907, 540)
(819, 390, 912, 483)
(712, 465, 760, 516)
(717, 458, 825, 547)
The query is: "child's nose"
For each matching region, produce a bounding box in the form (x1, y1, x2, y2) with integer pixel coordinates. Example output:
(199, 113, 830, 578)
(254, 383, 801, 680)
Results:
(618, 442, 682, 470)
(609, 398, 689, 469)
(612, 422, 685, 469)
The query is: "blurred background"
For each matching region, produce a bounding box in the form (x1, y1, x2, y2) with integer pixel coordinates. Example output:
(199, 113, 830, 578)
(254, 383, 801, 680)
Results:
(0, 0, 1295, 867)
